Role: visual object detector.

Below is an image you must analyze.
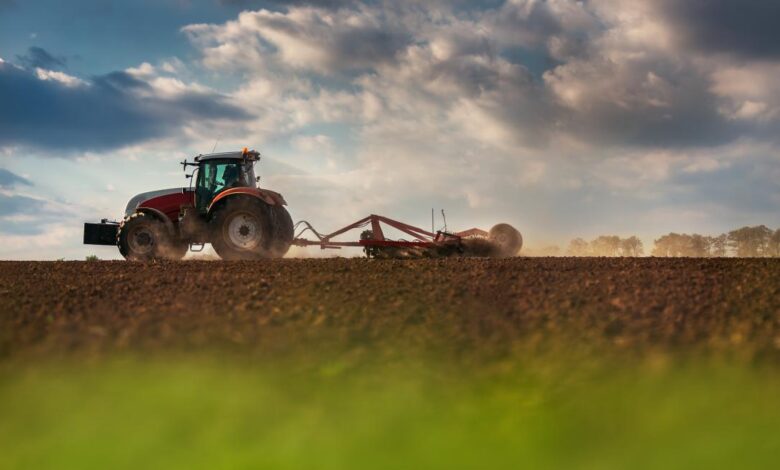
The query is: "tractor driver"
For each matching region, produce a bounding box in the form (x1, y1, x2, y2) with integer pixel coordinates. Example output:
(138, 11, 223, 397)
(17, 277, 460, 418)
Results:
(221, 164, 242, 189)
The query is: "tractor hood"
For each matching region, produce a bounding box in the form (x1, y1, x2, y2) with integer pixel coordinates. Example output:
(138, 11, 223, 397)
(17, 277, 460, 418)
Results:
(125, 188, 185, 216)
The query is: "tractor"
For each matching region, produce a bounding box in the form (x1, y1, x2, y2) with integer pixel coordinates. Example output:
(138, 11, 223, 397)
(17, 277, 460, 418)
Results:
(84, 149, 293, 260)
(85, 148, 524, 260)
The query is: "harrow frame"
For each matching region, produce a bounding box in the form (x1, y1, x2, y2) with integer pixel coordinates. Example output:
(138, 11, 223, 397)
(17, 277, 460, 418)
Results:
(292, 214, 487, 251)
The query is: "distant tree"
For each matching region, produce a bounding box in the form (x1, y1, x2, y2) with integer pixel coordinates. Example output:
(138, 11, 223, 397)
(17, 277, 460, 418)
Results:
(708, 234, 729, 257)
(768, 229, 780, 257)
(85, 255, 99, 262)
(620, 236, 644, 256)
(590, 235, 621, 256)
(689, 234, 711, 257)
(567, 238, 589, 256)
(728, 226, 772, 257)
(653, 233, 689, 256)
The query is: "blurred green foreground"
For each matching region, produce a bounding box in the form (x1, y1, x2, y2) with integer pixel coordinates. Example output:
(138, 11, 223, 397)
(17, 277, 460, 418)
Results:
(1, 353, 778, 470)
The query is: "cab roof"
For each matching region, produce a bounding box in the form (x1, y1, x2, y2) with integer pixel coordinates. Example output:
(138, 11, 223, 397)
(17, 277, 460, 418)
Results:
(194, 149, 260, 162)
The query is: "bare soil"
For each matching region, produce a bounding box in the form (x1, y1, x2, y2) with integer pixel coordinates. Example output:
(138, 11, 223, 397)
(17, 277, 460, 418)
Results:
(0, 258, 778, 362)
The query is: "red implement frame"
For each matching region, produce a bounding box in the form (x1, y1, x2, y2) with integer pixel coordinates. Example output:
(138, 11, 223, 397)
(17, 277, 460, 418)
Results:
(292, 214, 485, 250)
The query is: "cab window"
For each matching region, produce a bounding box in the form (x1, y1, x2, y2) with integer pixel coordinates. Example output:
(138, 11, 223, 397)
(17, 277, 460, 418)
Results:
(196, 160, 243, 210)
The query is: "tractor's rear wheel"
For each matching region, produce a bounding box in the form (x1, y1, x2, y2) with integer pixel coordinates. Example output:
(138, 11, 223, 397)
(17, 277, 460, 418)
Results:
(269, 205, 294, 258)
(209, 197, 273, 260)
(488, 223, 523, 257)
(118, 212, 184, 261)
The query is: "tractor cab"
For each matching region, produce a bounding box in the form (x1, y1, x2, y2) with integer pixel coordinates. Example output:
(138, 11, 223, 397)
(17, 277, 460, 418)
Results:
(191, 149, 260, 212)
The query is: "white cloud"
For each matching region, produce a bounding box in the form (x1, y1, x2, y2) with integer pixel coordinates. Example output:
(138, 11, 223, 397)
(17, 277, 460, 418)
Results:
(34, 68, 86, 87)
(710, 62, 780, 122)
(184, 6, 409, 74)
(126, 62, 156, 77)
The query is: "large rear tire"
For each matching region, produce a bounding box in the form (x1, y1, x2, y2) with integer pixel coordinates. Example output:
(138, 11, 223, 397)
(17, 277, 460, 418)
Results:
(269, 205, 294, 258)
(209, 197, 273, 260)
(118, 212, 184, 261)
(488, 223, 523, 257)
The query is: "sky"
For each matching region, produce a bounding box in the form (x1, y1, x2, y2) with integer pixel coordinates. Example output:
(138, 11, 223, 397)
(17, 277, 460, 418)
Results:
(0, 0, 778, 259)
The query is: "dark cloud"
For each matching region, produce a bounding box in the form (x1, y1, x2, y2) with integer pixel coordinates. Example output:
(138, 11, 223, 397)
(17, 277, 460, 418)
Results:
(15, 47, 67, 70)
(545, 58, 744, 149)
(0, 193, 45, 217)
(255, 11, 411, 71)
(490, 0, 600, 56)
(0, 62, 252, 152)
(0, 169, 32, 189)
(218, 0, 355, 9)
(495, 0, 564, 44)
(568, 101, 740, 149)
(330, 27, 410, 69)
(0, 191, 66, 236)
(659, 0, 780, 59)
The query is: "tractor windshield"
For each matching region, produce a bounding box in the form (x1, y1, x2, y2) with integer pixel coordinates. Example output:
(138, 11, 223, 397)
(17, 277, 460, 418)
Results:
(196, 159, 256, 211)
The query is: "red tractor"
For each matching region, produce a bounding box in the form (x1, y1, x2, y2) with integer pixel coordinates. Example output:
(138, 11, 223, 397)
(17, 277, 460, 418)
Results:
(84, 149, 293, 260)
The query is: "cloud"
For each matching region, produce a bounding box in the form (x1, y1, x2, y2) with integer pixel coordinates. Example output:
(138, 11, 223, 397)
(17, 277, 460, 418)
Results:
(0, 61, 253, 152)
(218, 0, 355, 8)
(0, 193, 45, 217)
(656, 0, 780, 59)
(15, 47, 67, 70)
(710, 62, 780, 123)
(542, 55, 742, 148)
(0, 169, 32, 189)
(0, 222, 82, 257)
(490, 0, 601, 56)
(184, 6, 411, 73)
(185, 1, 780, 153)
(537, 0, 780, 148)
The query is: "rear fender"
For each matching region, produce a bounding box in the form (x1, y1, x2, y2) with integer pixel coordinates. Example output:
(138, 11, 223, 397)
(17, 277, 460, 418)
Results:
(136, 207, 176, 237)
(207, 188, 286, 214)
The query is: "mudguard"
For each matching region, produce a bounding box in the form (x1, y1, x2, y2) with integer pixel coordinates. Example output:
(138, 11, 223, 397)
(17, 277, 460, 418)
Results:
(207, 187, 287, 213)
(125, 188, 186, 216)
(134, 190, 195, 230)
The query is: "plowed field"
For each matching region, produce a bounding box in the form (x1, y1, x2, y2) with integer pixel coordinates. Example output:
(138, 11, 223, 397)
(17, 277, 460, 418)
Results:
(1, 258, 778, 469)
(1, 258, 778, 360)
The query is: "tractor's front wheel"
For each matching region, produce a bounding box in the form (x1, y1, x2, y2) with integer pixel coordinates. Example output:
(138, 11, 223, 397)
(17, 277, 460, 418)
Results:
(118, 212, 184, 261)
(209, 198, 274, 260)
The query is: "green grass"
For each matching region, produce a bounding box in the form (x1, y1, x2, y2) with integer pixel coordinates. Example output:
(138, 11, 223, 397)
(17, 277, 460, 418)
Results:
(1, 353, 778, 469)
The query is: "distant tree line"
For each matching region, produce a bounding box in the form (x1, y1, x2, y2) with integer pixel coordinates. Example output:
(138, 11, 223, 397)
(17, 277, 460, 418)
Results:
(561, 225, 780, 257)
(566, 236, 644, 257)
(652, 226, 780, 257)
